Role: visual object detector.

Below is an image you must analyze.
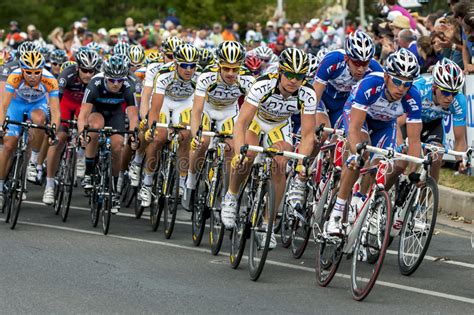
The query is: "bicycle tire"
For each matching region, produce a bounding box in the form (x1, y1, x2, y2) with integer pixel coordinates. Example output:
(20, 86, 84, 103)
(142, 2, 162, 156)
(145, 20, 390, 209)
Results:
(90, 173, 101, 228)
(229, 172, 255, 269)
(209, 163, 227, 255)
(249, 181, 275, 281)
(163, 158, 179, 239)
(315, 182, 343, 287)
(351, 190, 392, 301)
(291, 187, 314, 259)
(54, 151, 67, 215)
(280, 175, 294, 248)
(191, 166, 207, 246)
(150, 159, 165, 232)
(101, 159, 113, 235)
(61, 148, 76, 222)
(133, 161, 144, 217)
(398, 177, 438, 276)
(9, 154, 27, 230)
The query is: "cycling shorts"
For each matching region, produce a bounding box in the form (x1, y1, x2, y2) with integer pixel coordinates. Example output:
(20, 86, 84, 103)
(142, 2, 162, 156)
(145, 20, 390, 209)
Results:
(159, 95, 193, 126)
(6, 97, 49, 136)
(92, 108, 126, 132)
(60, 96, 81, 130)
(421, 119, 443, 145)
(201, 102, 238, 134)
(317, 99, 344, 128)
(248, 116, 292, 148)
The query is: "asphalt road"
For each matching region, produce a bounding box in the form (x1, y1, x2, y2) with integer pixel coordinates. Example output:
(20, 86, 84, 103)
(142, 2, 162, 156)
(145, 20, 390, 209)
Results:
(0, 184, 473, 314)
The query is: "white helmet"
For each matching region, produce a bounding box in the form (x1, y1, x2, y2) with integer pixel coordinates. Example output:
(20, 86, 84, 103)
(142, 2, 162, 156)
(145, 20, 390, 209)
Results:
(254, 46, 274, 61)
(345, 31, 375, 61)
(385, 48, 420, 80)
(432, 58, 465, 91)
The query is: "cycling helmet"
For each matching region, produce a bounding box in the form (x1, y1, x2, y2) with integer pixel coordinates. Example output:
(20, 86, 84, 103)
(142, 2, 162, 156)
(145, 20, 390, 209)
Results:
(279, 48, 309, 74)
(128, 45, 145, 67)
(18, 41, 40, 55)
(103, 55, 130, 78)
(432, 58, 465, 91)
(245, 55, 262, 71)
(254, 46, 273, 61)
(39, 46, 51, 60)
(19, 51, 45, 69)
(75, 49, 100, 70)
(306, 53, 319, 78)
(86, 41, 101, 53)
(146, 50, 164, 64)
(173, 44, 199, 63)
(60, 61, 77, 73)
(113, 42, 130, 56)
(216, 41, 246, 65)
(344, 31, 375, 61)
(385, 48, 420, 80)
(50, 49, 68, 64)
(315, 47, 329, 66)
(198, 48, 215, 67)
(162, 36, 183, 53)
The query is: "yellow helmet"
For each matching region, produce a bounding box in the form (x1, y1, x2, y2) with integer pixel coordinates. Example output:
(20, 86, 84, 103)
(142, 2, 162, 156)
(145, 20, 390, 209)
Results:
(20, 51, 45, 70)
(162, 36, 183, 53)
(173, 44, 198, 63)
(278, 48, 309, 74)
(146, 50, 164, 64)
(60, 60, 77, 73)
(128, 45, 145, 67)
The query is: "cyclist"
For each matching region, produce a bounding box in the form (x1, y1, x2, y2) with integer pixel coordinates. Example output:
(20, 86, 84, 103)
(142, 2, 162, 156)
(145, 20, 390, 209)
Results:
(253, 46, 278, 75)
(139, 43, 199, 207)
(221, 48, 317, 249)
(313, 31, 382, 129)
(77, 55, 136, 213)
(49, 49, 69, 78)
(244, 55, 263, 78)
(42, 48, 100, 205)
(0, 51, 60, 207)
(129, 37, 181, 188)
(182, 41, 255, 210)
(399, 58, 467, 181)
(326, 48, 422, 234)
(195, 47, 215, 77)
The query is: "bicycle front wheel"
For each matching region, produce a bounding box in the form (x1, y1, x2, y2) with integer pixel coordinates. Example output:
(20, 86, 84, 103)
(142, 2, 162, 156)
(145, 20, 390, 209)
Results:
(61, 148, 76, 222)
(209, 164, 227, 255)
(351, 190, 392, 301)
(101, 162, 113, 235)
(248, 181, 275, 281)
(291, 187, 314, 259)
(90, 173, 101, 228)
(191, 169, 207, 246)
(398, 177, 438, 276)
(9, 154, 27, 230)
(163, 159, 179, 239)
(279, 175, 294, 248)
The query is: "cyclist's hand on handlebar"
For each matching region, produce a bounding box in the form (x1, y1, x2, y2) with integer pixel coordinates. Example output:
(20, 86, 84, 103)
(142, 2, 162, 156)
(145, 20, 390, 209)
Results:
(144, 128, 154, 142)
(346, 154, 363, 171)
(190, 136, 201, 151)
(138, 119, 148, 132)
(231, 153, 248, 169)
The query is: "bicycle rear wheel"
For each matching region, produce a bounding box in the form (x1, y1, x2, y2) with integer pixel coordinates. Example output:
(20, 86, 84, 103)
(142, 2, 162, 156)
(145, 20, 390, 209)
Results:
(398, 177, 438, 276)
(248, 181, 275, 281)
(61, 148, 76, 222)
(191, 167, 207, 246)
(9, 154, 27, 230)
(54, 155, 66, 215)
(163, 159, 179, 239)
(209, 164, 227, 255)
(351, 190, 392, 301)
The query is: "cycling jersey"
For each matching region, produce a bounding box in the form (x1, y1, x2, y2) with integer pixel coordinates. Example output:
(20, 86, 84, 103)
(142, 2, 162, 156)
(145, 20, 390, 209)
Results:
(246, 73, 317, 124)
(414, 75, 467, 127)
(82, 73, 136, 131)
(6, 68, 59, 103)
(0, 60, 19, 82)
(153, 63, 196, 101)
(153, 63, 196, 125)
(342, 72, 422, 151)
(134, 67, 146, 82)
(143, 62, 164, 89)
(59, 65, 87, 103)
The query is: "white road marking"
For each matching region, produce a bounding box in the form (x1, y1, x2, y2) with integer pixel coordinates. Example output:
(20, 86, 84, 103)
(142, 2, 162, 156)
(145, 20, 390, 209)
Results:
(3, 217, 474, 305)
(23, 200, 474, 270)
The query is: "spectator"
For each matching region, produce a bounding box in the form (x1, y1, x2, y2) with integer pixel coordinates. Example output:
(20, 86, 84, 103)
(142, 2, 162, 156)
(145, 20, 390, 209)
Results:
(62, 31, 74, 58)
(4, 21, 21, 48)
(265, 21, 277, 43)
(417, 36, 438, 73)
(125, 17, 134, 29)
(274, 35, 286, 55)
(126, 26, 139, 44)
(164, 7, 181, 27)
(81, 17, 89, 31)
(434, 16, 464, 68)
(462, 9, 474, 73)
(96, 28, 110, 53)
(305, 29, 324, 56)
(384, 0, 417, 30)
(254, 23, 263, 42)
(424, 14, 440, 33)
(245, 22, 256, 43)
(194, 29, 209, 48)
(48, 27, 65, 49)
(323, 26, 343, 50)
(390, 16, 411, 38)
(209, 23, 223, 47)
(232, 22, 240, 42)
(222, 24, 236, 41)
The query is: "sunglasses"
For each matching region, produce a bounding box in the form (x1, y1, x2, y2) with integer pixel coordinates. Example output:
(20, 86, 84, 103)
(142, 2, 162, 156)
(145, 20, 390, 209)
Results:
(283, 71, 306, 81)
(221, 65, 241, 73)
(350, 58, 370, 67)
(80, 68, 96, 74)
(51, 62, 61, 67)
(390, 75, 412, 88)
(165, 53, 174, 59)
(260, 58, 270, 62)
(437, 86, 458, 97)
(251, 69, 261, 76)
(178, 62, 197, 70)
(106, 77, 125, 84)
(23, 69, 42, 76)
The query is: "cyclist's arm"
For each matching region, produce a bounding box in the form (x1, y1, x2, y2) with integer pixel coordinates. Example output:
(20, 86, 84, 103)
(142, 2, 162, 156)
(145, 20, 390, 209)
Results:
(405, 122, 422, 172)
(49, 96, 60, 131)
(299, 112, 315, 156)
(453, 126, 467, 157)
(0, 90, 13, 125)
(139, 85, 153, 119)
(148, 92, 164, 126)
(191, 95, 205, 137)
(396, 114, 407, 146)
(312, 81, 326, 107)
(0, 81, 5, 109)
(234, 101, 257, 156)
(347, 107, 366, 154)
(125, 82, 138, 130)
(78, 102, 93, 134)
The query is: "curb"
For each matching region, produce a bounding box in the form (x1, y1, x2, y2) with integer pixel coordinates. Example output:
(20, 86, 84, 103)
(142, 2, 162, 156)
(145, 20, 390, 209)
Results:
(438, 185, 474, 221)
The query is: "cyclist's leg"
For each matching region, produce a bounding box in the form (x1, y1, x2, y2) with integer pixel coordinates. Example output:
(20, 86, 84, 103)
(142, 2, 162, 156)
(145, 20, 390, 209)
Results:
(186, 111, 211, 189)
(421, 120, 444, 182)
(83, 112, 105, 185)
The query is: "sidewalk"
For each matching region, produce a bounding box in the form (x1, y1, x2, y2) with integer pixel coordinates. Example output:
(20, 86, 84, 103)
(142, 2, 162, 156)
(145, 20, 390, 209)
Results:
(438, 185, 474, 222)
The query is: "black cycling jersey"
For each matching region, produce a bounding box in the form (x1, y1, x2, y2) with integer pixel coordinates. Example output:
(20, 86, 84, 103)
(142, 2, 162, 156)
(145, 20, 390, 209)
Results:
(59, 65, 88, 103)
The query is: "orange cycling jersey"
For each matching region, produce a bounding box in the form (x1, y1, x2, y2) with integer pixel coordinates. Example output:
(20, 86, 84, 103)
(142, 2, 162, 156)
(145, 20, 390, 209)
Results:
(5, 68, 59, 103)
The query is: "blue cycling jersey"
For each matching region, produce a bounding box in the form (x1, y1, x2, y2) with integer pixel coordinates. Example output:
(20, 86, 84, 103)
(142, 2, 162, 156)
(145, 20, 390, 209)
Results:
(345, 72, 422, 126)
(413, 75, 467, 127)
(314, 49, 383, 110)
